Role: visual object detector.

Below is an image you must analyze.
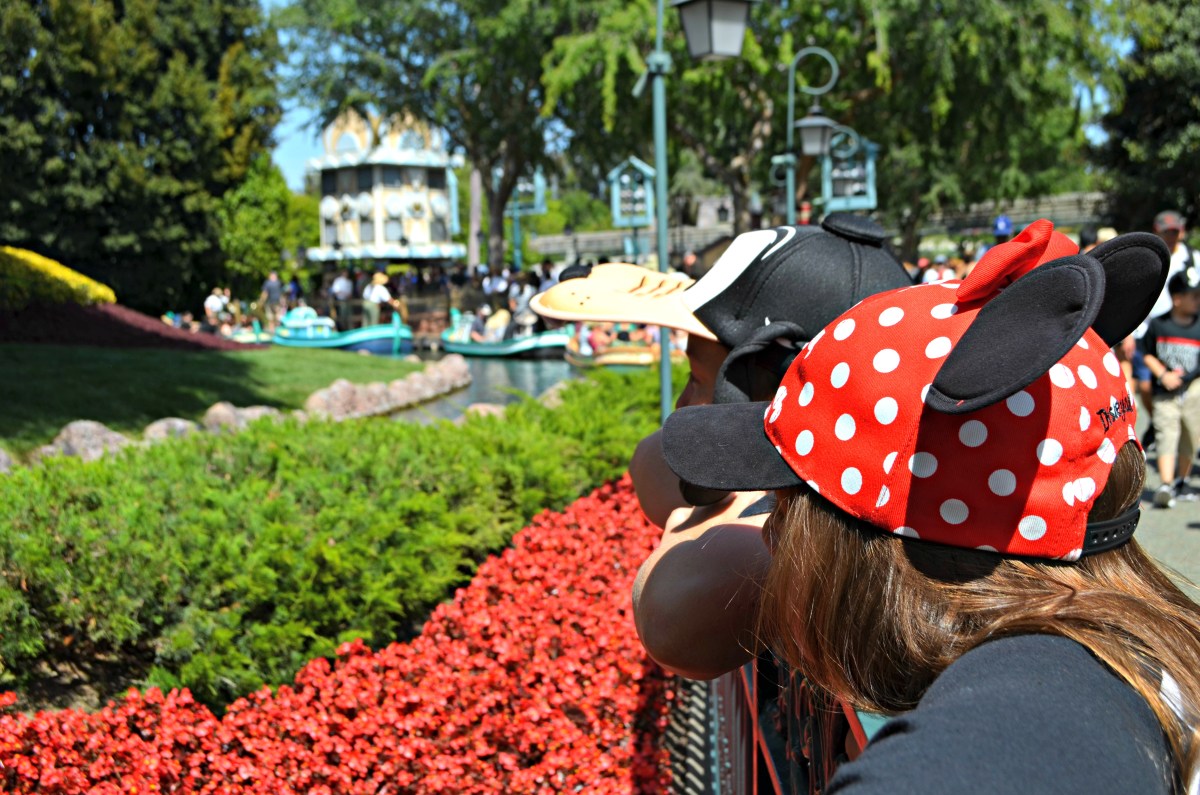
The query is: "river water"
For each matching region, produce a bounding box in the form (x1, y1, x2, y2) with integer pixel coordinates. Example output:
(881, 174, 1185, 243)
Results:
(393, 355, 577, 423)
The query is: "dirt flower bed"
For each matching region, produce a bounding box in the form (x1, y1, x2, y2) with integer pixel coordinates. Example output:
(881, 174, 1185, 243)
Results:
(0, 476, 672, 793)
(0, 302, 261, 351)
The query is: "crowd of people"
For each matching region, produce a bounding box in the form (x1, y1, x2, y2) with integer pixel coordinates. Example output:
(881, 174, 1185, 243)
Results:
(533, 210, 1200, 793)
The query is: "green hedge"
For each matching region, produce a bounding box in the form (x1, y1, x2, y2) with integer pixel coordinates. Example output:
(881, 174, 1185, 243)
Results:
(0, 367, 682, 708)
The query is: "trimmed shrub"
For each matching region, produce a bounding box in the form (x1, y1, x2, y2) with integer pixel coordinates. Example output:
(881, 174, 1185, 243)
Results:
(0, 246, 118, 310)
(0, 478, 673, 793)
(0, 367, 682, 708)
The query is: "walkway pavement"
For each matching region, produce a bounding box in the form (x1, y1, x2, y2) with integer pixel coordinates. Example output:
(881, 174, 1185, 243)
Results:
(1130, 413, 1200, 600)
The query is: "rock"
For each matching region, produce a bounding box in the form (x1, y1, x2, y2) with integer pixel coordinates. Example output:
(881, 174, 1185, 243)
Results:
(48, 420, 131, 462)
(323, 379, 358, 419)
(303, 390, 331, 416)
(463, 402, 506, 419)
(538, 381, 570, 409)
(0, 447, 12, 474)
(290, 410, 310, 424)
(387, 379, 417, 408)
(143, 417, 199, 442)
(237, 406, 283, 425)
(203, 401, 241, 432)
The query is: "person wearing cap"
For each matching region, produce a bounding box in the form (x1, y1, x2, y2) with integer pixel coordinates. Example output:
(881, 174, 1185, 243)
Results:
(361, 271, 403, 327)
(973, 214, 1013, 264)
(1139, 268, 1200, 508)
(469, 304, 493, 342)
(661, 221, 1200, 791)
(532, 215, 912, 677)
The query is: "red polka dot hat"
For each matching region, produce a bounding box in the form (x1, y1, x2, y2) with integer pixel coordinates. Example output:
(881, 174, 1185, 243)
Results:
(663, 220, 1171, 560)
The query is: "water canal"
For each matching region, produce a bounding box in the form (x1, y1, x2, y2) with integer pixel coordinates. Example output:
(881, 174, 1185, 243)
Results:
(394, 355, 576, 423)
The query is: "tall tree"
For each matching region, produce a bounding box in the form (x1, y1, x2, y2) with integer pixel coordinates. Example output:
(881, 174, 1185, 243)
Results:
(1093, 0, 1200, 232)
(217, 156, 292, 297)
(0, 0, 280, 312)
(278, 0, 583, 272)
(543, 0, 1133, 251)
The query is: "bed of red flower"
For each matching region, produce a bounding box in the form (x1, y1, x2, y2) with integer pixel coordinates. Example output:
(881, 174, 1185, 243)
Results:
(0, 476, 672, 794)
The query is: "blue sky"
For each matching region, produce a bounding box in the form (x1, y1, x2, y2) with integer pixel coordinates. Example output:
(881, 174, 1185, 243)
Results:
(272, 101, 322, 191)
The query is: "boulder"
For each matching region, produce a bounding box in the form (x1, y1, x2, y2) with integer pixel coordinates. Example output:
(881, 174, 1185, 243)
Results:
(143, 417, 199, 442)
(538, 381, 570, 410)
(48, 420, 131, 462)
(202, 401, 241, 432)
(323, 379, 358, 419)
(462, 402, 506, 420)
(237, 406, 283, 425)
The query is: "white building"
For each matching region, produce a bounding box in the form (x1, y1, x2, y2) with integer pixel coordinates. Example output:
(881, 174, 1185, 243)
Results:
(306, 110, 465, 267)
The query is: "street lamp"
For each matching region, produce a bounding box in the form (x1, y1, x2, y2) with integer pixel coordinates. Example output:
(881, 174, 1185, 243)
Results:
(639, 0, 753, 421)
(771, 46, 840, 225)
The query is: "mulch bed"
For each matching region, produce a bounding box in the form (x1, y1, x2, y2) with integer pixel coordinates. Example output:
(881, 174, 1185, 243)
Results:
(0, 303, 264, 351)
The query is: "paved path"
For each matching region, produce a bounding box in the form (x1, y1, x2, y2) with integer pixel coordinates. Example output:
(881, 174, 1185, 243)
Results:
(1129, 413, 1200, 599)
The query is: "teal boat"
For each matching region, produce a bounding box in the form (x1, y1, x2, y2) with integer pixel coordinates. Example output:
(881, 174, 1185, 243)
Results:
(440, 308, 569, 358)
(272, 308, 413, 355)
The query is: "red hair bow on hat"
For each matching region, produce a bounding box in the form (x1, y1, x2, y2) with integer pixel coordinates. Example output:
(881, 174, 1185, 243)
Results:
(957, 219, 1080, 303)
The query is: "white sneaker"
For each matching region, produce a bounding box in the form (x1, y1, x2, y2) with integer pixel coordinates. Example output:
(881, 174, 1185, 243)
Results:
(1154, 484, 1177, 509)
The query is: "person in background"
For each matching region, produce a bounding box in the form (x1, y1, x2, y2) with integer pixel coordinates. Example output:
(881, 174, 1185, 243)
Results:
(469, 304, 492, 343)
(361, 271, 401, 327)
(532, 215, 912, 678)
(974, 213, 1013, 263)
(661, 224, 1194, 793)
(330, 269, 354, 330)
(203, 287, 225, 327)
(536, 258, 558, 293)
(286, 275, 304, 308)
(259, 271, 285, 332)
(1140, 269, 1200, 508)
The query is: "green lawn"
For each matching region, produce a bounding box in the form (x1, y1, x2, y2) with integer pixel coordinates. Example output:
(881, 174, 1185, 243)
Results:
(0, 344, 424, 459)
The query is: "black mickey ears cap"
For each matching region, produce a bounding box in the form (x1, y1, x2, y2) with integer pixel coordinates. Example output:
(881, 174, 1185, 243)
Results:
(688, 213, 911, 355)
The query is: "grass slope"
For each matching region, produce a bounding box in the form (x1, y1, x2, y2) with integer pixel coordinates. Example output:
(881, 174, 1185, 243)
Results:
(0, 344, 423, 458)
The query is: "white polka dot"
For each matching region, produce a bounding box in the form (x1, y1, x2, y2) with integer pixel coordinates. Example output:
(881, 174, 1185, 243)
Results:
(1062, 481, 1076, 507)
(883, 452, 898, 473)
(806, 479, 820, 494)
(1077, 478, 1096, 502)
(1062, 548, 1082, 562)
(940, 499, 969, 524)
(1076, 337, 1090, 349)
(798, 382, 815, 406)
(1098, 438, 1116, 464)
(925, 336, 952, 359)
(833, 319, 856, 340)
(841, 467, 863, 495)
(1077, 365, 1097, 389)
(1079, 406, 1091, 432)
(1103, 351, 1121, 377)
(876, 486, 890, 508)
(874, 349, 900, 373)
(805, 329, 825, 358)
(909, 452, 938, 478)
(875, 397, 899, 425)
(921, 383, 931, 402)
(835, 414, 856, 441)
(768, 386, 787, 422)
(1007, 391, 1035, 417)
(931, 303, 958, 320)
(1018, 515, 1047, 541)
(894, 526, 919, 538)
(1037, 439, 1063, 466)
(879, 307, 904, 326)
(989, 469, 1016, 496)
(1049, 364, 1075, 388)
(1128, 425, 1138, 442)
(831, 362, 851, 388)
(795, 430, 814, 456)
(976, 545, 998, 552)
(959, 420, 987, 447)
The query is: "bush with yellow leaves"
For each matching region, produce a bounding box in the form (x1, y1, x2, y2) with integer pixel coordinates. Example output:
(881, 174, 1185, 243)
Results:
(0, 246, 117, 310)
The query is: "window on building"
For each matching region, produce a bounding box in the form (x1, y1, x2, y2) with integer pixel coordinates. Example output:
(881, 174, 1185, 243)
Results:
(324, 222, 337, 245)
(361, 219, 375, 246)
(405, 167, 426, 188)
(321, 170, 337, 195)
(336, 132, 360, 153)
(427, 169, 447, 190)
(385, 220, 405, 242)
(356, 166, 374, 191)
(431, 219, 448, 242)
(382, 166, 403, 187)
(336, 168, 355, 195)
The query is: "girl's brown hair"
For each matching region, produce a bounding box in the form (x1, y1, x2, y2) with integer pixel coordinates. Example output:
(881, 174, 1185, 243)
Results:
(759, 441, 1200, 789)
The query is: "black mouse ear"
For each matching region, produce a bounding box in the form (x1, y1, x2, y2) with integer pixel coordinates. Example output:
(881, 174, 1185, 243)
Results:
(558, 262, 593, 282)
(1086, 232, 1171, 345)
(926, 255, 1105, 414)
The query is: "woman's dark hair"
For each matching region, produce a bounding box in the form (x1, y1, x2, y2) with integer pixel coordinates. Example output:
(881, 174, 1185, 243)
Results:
(758, 441, 1200, 790)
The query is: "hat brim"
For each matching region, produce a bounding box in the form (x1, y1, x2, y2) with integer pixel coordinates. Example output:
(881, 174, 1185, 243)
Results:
(529, 263, 716, 340)
(663, 402, 803, 492)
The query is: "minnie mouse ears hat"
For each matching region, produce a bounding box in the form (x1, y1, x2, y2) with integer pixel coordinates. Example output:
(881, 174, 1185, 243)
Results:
(532, 214, 910, 352)
(664, 221, 1170, 560)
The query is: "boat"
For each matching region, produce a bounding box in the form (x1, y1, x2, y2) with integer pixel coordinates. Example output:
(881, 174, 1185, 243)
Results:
(272, 308, 413, 355)
(563, 334, 686, 371)
(439, 308, 570, 358)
